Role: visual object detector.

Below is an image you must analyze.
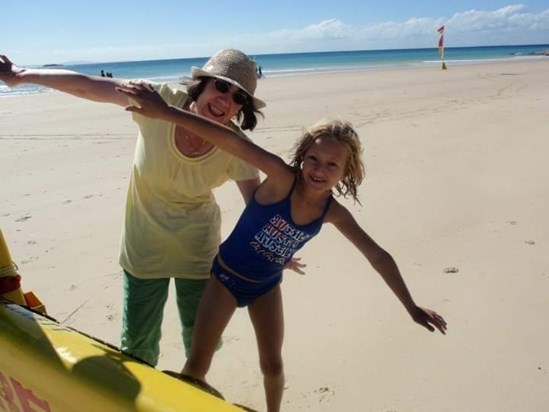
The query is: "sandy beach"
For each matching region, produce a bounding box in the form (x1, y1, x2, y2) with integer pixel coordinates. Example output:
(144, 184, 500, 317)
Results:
(2, 59, 549, 411)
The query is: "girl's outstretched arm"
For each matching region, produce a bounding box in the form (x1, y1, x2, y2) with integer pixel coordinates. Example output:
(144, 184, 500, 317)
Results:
(327, 202, 447, 334)
(117, 82, 291, 178)
(0, 54, 128, 106)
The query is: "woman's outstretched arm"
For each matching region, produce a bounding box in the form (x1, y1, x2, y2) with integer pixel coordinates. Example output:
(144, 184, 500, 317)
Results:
(0, 54, 128, 106)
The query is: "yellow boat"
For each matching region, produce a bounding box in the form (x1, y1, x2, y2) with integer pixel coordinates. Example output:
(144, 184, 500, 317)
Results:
(0, 229, 253, 412)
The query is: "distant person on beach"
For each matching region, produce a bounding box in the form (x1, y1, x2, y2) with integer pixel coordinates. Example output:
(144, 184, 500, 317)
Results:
(100, 69, 105, 77)
(256, 65, 264, 78)
(118, 81, 448, 412)
(106, 71, 113, 78)
(0, 49, 265, 367)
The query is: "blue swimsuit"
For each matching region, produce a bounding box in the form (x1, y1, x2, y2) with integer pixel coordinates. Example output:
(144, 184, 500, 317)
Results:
(213, 179, 332, 307)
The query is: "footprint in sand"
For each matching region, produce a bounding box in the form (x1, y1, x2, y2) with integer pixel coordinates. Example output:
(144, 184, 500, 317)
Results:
(104, 304, 116, 321)
(21, 256, 39, 264)
(525, 240, 536, 245)
(443, 267, 459, 274)
(314, 386, 335, 403)
(15, 215, 32, 222)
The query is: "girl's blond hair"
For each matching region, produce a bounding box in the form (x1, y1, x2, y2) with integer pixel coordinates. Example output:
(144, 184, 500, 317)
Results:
(289, 119, 365, 202)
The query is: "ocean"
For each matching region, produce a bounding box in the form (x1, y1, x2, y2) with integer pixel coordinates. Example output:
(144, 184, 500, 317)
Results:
(1, 44, 548, 97)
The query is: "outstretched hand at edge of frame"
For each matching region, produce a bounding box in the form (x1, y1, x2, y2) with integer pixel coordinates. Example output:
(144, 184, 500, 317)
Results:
(0, 55, 25, 87)
(410, 306, 447, 334)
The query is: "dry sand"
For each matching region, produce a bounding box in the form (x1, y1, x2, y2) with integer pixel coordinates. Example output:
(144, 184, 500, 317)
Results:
(2, 59, 548, 411)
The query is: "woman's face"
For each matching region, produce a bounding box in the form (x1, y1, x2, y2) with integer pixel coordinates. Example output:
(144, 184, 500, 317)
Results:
(192, 78, 246, 125)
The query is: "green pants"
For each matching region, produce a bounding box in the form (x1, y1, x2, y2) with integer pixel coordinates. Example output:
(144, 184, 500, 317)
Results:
(120, 270, 207, 366)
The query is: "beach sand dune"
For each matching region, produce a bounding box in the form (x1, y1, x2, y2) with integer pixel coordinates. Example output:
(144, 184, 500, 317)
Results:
(2, 60, 548, 411)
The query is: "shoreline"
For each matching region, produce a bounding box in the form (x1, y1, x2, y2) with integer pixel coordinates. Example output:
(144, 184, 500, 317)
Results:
(2, 59, 549, 411)
(2, 55, 548, 98)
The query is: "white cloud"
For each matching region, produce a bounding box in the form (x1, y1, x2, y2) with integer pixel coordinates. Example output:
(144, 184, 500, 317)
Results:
(267, 19, 354, 42)
(247, 4, 549, 53)
(298, 19, 355, 40)
(444, 4, 549, 45)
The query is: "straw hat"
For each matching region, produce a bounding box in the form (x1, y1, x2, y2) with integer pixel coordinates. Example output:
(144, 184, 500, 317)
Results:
(191, 49, 266, 109)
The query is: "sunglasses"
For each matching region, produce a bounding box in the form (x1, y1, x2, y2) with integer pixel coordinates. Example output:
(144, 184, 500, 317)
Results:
(212, 79, 249, 106)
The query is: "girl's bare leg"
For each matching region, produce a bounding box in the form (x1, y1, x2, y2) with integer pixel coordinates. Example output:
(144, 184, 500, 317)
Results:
(248, 285, 284, 412)
(182, 276, 237, 381)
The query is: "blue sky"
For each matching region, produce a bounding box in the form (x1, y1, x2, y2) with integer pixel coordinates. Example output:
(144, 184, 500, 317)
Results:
(3, 1, 549, 65)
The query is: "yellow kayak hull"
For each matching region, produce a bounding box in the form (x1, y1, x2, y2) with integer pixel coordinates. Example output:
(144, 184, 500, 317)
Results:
(0, 299, 243, 412)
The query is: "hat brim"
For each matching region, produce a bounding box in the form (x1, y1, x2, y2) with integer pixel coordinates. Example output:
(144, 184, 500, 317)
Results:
(191, 67, 266, 109)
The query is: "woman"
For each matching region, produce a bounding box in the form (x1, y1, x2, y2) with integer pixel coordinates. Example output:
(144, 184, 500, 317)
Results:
(0, 49, 264, 366)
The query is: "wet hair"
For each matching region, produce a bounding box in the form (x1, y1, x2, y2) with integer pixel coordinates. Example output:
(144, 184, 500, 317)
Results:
(289, 119, 365, 202)
(182, 77, 263, 131)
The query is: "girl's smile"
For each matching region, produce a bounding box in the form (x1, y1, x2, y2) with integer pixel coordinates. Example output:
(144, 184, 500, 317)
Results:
(301, 136, 349, 191)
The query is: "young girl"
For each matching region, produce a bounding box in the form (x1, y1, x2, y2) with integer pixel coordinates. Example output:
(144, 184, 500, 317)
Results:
(118, 83, 447, 412)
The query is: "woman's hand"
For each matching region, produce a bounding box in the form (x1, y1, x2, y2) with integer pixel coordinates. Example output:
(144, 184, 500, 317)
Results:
(409, 306, 447, 334)
(0, 55, 25, 87)
(117, 81, 169, 118)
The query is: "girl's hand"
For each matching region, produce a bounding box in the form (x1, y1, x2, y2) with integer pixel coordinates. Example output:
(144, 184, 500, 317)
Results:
(284, 257, 307, 275)
(116, 81, 169, 118)
(0, 55, 25, 87)
(409, 306, 447, 334)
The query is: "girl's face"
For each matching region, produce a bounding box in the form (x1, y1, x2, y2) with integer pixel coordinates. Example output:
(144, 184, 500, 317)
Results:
(301, 136, 349, 192)
(192, 78, 245, 125)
